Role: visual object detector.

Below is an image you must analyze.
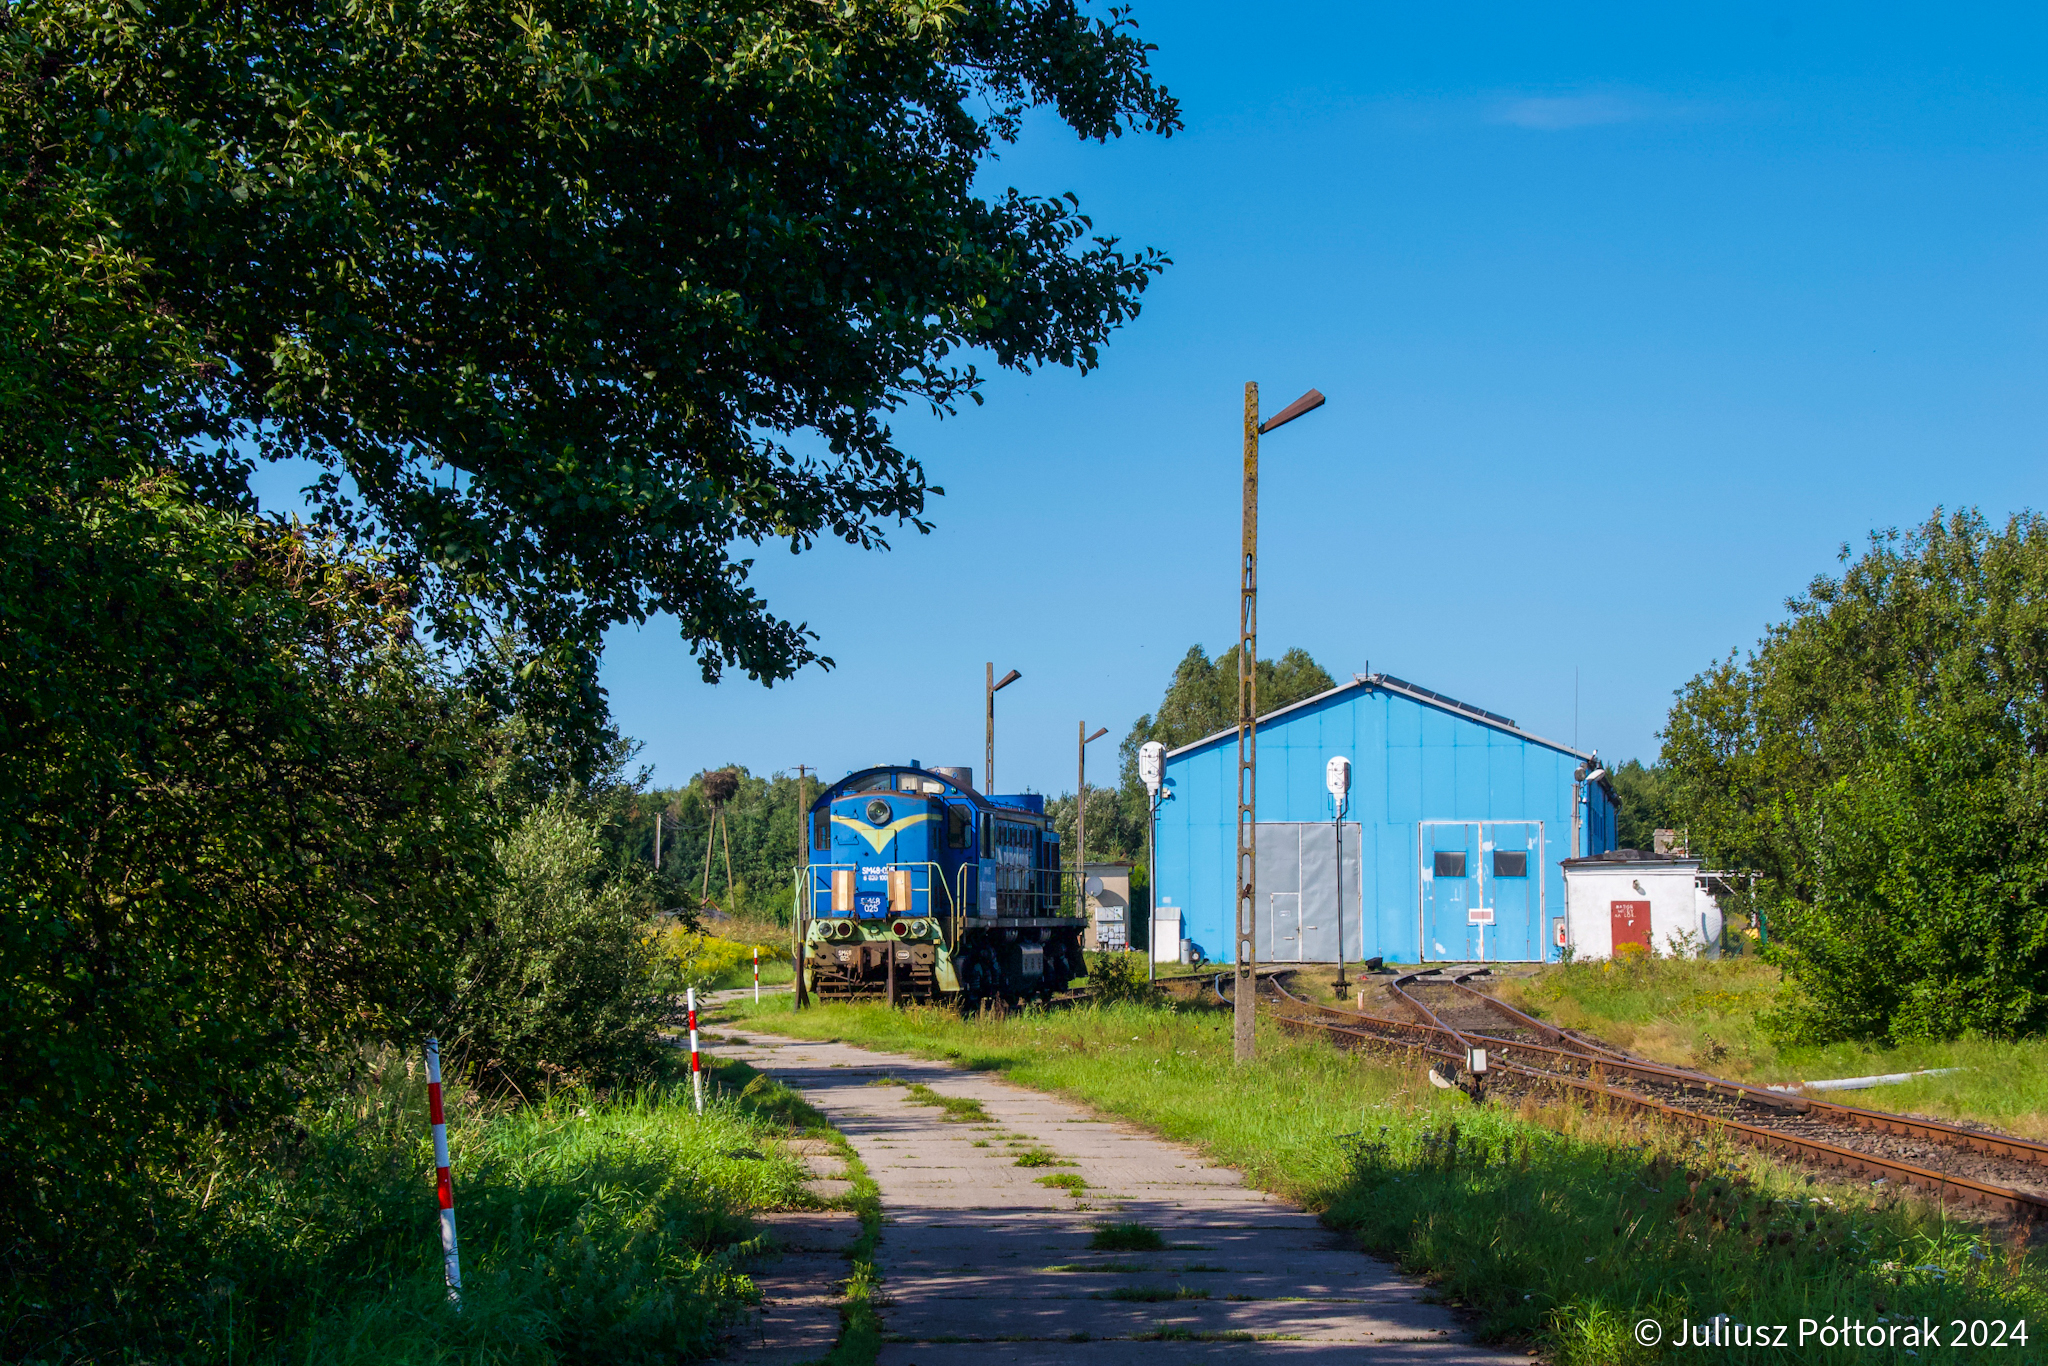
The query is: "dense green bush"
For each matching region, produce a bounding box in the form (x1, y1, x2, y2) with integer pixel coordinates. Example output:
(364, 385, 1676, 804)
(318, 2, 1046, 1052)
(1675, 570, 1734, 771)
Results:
(1084, 951, 1163, 1006)
(451, 798, 678, 1094)
(1662, 510, 2048, 1042)
(0, 482, 499, 1255)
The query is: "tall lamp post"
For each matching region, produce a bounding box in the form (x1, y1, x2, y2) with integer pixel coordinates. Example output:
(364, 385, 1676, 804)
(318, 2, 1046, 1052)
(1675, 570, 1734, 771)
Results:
(1234, 381, 1327, 1064)
(1326, 756, 1352, 1000)
(1077, 722, 1108, 928)
(986, 664, 1022, 793)
(1139, 740, 1167, 982)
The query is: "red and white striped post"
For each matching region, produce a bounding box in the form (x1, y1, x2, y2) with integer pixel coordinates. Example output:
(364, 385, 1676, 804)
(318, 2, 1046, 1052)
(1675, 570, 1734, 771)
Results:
(688, 986, 703, 1114)
(753, 946, 760, 1003)
(424, 1037, 463, 1304)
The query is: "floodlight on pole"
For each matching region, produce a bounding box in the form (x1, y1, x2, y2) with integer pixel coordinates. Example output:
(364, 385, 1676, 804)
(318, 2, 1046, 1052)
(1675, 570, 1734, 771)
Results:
(986, 664, 1022, 794)
(1257, 388, 1326, 434)
(1235, 382, 1326, 1065)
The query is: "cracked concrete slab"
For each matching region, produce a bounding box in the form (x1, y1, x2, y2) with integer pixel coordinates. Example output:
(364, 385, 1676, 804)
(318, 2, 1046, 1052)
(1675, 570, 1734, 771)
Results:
(727, 1210, 862, 1365)
(711, 1028, 1524, 1364)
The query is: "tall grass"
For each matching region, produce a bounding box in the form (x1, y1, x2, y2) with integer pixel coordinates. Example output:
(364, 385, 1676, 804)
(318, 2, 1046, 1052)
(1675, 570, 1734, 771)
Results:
(4, 1052, 813, 1365)
(732, 996, 2046, 1365)
(1498, 956, 2048, 1137)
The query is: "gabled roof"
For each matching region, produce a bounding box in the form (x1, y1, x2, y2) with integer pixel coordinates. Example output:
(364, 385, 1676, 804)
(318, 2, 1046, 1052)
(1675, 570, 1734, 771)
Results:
(1163, 673, 1595, 763)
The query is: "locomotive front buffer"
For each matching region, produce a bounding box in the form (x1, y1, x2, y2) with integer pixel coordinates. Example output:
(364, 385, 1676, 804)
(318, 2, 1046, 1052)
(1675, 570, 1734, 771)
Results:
(802, 764, 1085, 1007)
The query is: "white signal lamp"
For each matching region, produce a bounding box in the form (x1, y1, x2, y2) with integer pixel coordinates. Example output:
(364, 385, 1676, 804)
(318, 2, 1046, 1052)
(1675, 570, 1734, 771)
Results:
(1325, 755, 1352, 805)
(1139, 740, 1166, 796)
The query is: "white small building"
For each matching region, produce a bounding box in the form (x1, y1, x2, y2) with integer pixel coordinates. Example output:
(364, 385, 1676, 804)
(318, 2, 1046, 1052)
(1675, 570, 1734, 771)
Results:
(1560, 849, 1723, 960)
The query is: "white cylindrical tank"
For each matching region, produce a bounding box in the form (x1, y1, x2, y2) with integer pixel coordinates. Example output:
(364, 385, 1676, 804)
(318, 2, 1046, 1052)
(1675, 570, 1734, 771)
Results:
(1695, 883, 1724, 959)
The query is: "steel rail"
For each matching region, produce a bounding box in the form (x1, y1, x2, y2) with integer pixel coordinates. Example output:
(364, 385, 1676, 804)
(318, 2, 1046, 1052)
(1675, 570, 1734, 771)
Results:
(1418, 970, 1810, 1112)
(1289, 985, 1808, 1113)
(1436, 969, 2048, 1169)
(1264, 976, 2047, 1221)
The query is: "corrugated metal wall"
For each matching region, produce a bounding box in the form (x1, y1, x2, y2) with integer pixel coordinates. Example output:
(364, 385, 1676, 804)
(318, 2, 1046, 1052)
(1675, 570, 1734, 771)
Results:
(1157, 681, 1609, 965)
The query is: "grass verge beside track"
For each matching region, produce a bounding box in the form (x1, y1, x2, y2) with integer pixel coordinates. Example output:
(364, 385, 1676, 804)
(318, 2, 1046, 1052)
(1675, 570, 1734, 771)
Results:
(1489, 956, 2048, 1138)
(729, 995, 2046, 1366)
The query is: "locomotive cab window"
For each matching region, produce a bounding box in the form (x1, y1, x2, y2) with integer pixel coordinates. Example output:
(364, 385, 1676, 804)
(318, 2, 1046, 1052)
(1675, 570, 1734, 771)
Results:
(1492, 851, 1528, 877)
(1433, 851, 1468, 877)
(948, 805, 970, 849)
(812, 809, 829, 848)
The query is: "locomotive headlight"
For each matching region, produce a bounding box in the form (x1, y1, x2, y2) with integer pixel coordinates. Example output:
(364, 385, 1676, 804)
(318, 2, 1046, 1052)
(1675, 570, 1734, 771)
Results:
(912, 918, 930, 936)
(866, 798, 892, 825)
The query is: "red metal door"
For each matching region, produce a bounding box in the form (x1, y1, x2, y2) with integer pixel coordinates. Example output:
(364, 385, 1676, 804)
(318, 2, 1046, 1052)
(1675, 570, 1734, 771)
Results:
(1609, 900, 1651, 954)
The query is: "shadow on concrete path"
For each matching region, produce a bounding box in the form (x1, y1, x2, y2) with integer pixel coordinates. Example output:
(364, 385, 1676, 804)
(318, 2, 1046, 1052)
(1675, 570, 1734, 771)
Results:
(711, 1027, 1523, 1365)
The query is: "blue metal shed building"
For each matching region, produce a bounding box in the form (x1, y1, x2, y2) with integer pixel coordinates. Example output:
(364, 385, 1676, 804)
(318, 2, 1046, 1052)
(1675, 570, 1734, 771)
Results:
(1155, 673, 1616, 965)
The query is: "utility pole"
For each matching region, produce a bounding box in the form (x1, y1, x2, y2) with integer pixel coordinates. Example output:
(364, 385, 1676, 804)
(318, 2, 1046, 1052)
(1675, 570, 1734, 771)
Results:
(986, 664, 1022, 793)
(794, 765, 811, 1010)
(1234, 381, 1326, 1064)
(1077, 722, 1107, 925)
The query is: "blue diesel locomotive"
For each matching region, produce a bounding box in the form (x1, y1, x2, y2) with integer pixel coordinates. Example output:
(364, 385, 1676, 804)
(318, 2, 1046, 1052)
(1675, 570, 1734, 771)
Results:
(802, 763, 1083, 1004)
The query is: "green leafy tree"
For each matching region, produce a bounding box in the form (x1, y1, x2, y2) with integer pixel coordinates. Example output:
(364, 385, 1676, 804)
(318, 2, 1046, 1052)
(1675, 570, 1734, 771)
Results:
(1608, 759, 1674, 851)
(13, 0, 1180, 756)
(3, 136, 510, 1325)
(1660, 510, 2048, 1042)
(0, 494, 498, 1273)
(1117, 645, 1337, 791)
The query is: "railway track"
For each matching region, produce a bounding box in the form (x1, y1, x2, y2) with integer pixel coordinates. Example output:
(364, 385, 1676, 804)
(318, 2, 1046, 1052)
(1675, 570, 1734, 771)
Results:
(1249, 968, 2048, 1223)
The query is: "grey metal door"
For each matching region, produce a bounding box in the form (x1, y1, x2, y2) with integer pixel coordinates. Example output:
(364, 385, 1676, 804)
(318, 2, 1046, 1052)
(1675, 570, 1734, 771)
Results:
(1267, 893, 1302, 960)
(1255, 822, 1362, 963)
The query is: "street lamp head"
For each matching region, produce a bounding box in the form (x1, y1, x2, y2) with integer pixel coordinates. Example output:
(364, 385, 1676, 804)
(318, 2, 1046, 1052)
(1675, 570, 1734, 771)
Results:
(993, 669, 1022, 692)
(1085, 727, 1108, 744)
(1585, 767, 1607, 784)
(1256, 388, 1326, 435)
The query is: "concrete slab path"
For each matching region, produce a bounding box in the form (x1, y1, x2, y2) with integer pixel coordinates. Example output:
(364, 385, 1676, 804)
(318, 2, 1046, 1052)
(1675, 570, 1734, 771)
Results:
(711, 1027, 1524, 1365)
(730, 1209, 863, 1365)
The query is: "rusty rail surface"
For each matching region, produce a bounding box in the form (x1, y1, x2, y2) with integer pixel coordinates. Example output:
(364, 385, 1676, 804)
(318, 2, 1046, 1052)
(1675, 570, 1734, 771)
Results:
(1433, 968, 2048, 1169)
(1264, 974, 2048, 1222)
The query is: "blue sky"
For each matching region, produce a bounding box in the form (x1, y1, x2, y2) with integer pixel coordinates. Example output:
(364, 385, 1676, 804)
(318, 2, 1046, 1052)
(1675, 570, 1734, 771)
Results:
(263, 3, 2048, 796)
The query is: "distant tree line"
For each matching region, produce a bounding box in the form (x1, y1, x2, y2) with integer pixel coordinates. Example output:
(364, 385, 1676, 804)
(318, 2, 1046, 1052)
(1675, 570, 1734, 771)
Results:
(626, 769, 812, 923)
